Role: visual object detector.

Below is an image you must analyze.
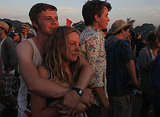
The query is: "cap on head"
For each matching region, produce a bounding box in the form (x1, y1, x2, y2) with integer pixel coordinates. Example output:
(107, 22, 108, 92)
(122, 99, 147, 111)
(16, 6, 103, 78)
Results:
(0, 21, 9, 32)
(110, 19, 130, 34)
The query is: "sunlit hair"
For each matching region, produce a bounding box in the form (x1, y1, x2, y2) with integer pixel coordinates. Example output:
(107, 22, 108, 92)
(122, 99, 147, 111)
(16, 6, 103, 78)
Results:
(29, 3, 57, 32)
(82, 0, 112, 26)
(43, 26, 80, 84)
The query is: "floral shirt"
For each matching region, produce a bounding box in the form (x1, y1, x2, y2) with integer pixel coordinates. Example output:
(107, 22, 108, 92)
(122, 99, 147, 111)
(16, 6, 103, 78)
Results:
(80, 26, 106, 88)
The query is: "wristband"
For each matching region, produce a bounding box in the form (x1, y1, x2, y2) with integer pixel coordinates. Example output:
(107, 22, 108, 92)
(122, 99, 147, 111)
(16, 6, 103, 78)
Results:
(71, 87, 83, 96)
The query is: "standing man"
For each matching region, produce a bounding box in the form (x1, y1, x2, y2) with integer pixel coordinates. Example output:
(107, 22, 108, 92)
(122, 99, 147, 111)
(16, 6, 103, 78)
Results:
(17, 3, 93, 117)
(80, 0, 112, 117)
(105, 19, 140, 117)
(0, 20, 17, 108)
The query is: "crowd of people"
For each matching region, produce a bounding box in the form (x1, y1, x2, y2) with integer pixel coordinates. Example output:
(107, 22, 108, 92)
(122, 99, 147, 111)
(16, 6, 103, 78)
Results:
(0, 0, 160, 117)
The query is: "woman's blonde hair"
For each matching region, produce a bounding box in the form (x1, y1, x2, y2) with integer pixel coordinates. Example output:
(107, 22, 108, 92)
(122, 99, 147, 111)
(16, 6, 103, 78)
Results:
(43, 26, 80, 83)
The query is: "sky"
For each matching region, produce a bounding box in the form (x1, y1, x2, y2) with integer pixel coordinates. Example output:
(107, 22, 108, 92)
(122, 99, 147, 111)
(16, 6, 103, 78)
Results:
(0, 0, 160, 28)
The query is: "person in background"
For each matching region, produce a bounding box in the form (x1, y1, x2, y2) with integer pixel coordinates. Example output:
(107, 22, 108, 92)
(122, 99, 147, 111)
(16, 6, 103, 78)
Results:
(13, 33, 21, 45)
(105, 19, 140, 117)
(5, 21, 15, 40)
(17, 3, 93, 117)
(136, 30, 160, 117)
(20, 23, 30, 41)
(0, 58, 5, 93)
(80, 0, 112, 117)
(150, 25, 160, 117)
(135, 33, 146, 57)
(0, 20, 17, 109)
(27, 28, 36, 38)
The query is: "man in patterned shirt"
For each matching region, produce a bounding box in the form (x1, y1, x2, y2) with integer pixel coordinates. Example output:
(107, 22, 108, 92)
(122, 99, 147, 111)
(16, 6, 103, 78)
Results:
(105, 19, 140, 117)
(80, 0, 112, 117)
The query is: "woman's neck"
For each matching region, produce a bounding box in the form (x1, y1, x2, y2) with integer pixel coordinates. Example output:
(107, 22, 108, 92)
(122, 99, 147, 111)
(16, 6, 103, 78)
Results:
(63, 61, 73, 84)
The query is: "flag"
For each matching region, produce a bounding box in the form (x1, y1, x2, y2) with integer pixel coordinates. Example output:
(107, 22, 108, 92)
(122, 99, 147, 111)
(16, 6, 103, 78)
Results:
(66, 18, 72, 27)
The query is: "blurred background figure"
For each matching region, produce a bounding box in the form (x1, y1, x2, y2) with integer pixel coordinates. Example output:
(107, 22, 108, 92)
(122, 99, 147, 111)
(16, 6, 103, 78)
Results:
(149, 25, 160, 117)
(0, 20, 18, 114)
(13, 33, 21, 45)
(136, 30, 160, 117)
(20, 23, 30, 41)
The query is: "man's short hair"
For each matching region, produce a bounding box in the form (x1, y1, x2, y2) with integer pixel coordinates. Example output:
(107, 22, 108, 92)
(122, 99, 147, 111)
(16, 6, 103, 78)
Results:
(82, 0, 111, 26)
(29, 3, 57, 24)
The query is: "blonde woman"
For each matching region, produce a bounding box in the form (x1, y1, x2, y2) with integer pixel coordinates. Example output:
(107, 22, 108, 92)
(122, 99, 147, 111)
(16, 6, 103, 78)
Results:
(31, 26, 93, 117)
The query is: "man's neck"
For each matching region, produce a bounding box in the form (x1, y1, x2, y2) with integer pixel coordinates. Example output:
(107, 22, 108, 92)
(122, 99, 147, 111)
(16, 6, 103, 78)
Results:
(33, 32, 49, 56)
(91, 22, 102, 31)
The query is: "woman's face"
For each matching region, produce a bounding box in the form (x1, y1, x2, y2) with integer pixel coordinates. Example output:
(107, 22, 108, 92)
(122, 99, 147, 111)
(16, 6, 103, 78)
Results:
(64, 32, 80, 62)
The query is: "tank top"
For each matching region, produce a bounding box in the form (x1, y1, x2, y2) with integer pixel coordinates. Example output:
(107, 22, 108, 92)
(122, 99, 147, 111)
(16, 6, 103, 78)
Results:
(17, 38, 42, 117)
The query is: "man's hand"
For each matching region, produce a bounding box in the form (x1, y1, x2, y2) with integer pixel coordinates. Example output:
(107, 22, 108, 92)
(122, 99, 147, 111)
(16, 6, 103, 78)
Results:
(57, 100, 87, 116)
(80, 88, 94, 107)
(101, 101, 110, 117)
(63, 90, 80, 109)
(54, 89, 81, 109)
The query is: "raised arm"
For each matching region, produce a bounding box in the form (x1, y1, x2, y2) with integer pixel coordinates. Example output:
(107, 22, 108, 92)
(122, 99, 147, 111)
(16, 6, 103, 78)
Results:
(17, 40, 69, 98)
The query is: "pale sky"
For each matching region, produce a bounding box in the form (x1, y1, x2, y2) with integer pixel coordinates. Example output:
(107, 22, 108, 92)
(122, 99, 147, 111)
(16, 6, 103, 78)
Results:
(0, 0, 160, 28)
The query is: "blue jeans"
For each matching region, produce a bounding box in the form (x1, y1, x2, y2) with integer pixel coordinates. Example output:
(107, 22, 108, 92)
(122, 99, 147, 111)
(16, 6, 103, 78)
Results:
(109, 95, 132, 117)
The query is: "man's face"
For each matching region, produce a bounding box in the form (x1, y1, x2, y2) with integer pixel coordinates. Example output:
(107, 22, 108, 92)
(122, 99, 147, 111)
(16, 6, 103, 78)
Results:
(35, 9, 59, 35)
(97, 6, 110, 30)
(122, 28, 131, 40)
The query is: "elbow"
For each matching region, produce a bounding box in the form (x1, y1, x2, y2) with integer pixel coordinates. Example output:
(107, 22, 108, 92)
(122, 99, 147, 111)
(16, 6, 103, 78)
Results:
(27, 81, 38, 92)
(27, 84, 36, 92)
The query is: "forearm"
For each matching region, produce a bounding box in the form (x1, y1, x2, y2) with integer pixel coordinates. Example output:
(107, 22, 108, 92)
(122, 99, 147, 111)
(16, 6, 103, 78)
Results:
(30, 78, 70, 98)
(93, 87, 109, 107)
(19, 64, 69, 98)
(126, 60, 140, 87)
(74, 56, 93, 90)
(74, 65, 92, 90)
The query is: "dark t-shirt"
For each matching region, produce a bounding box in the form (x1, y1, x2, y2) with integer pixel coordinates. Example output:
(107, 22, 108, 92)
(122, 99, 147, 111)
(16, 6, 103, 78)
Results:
(105, 36, 135, 96)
